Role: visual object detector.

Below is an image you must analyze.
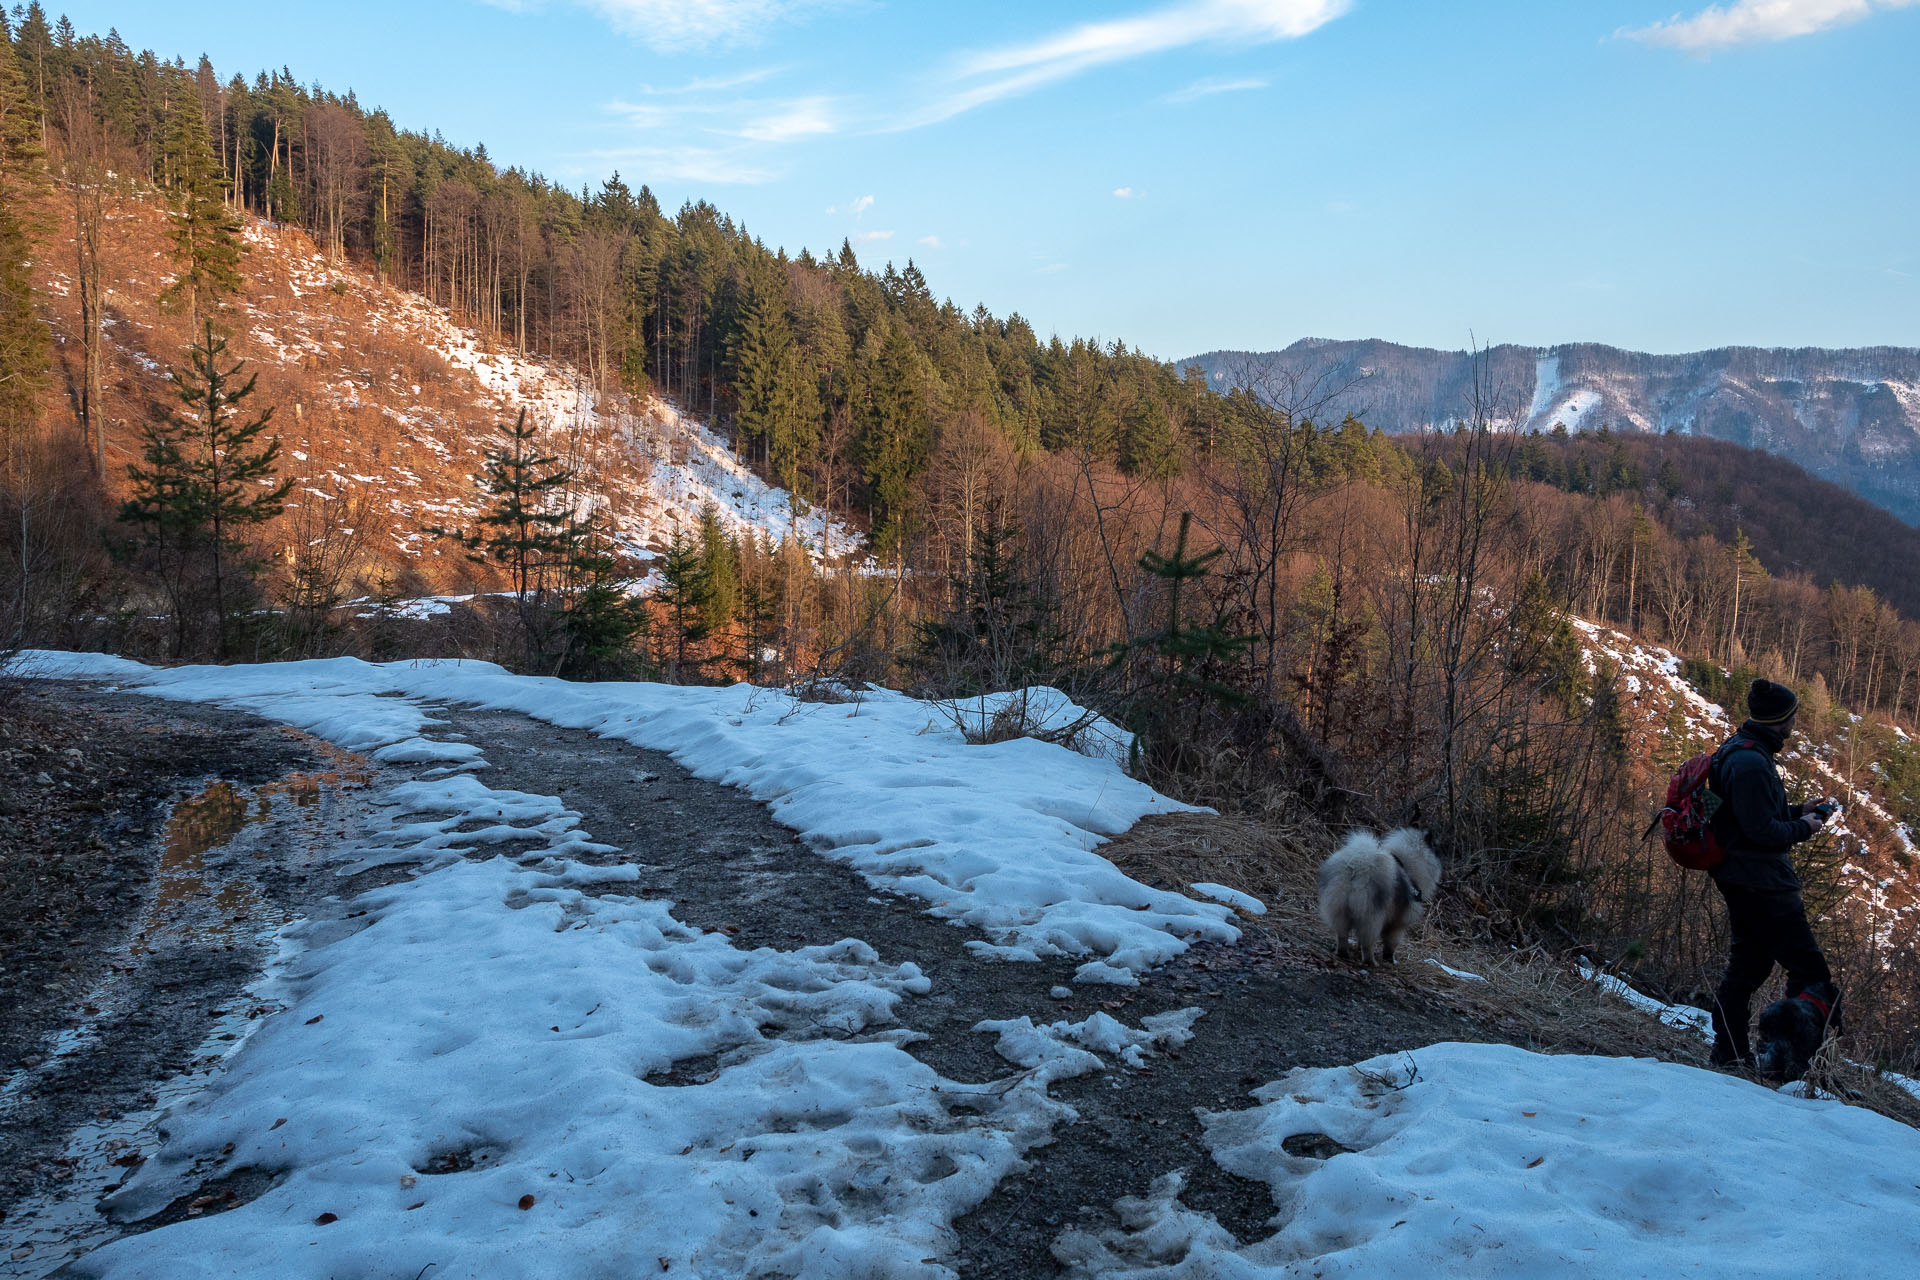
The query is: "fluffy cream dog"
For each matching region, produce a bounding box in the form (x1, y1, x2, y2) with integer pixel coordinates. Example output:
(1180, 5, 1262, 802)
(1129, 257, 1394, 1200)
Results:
(1317, 828, 1442, 966)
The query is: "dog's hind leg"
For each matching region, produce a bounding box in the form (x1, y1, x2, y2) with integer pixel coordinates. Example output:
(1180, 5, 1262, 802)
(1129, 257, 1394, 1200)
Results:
(1326, 898, 1356, 963)
(1381, 922, 1406, 965)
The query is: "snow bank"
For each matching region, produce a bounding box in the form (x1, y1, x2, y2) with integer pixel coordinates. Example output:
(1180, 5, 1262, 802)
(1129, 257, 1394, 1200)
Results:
(1578, 962, 1714, 1041)
(13, 653, 1237, 979)
(1189, 883, 1266, 916)
(1060, 1042, 1920, 1278)
(933, 687, 1135, 764)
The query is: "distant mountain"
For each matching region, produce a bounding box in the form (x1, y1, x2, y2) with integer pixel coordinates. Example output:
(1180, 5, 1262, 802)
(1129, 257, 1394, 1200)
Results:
(1187, 341, 1920, 524)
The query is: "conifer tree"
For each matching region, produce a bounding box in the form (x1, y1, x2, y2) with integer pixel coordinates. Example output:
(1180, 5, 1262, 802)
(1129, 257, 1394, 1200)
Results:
(917, 509, 1055, 692)
(366, 109, 402, 281)
(9, 6, 52, 150)
(557, 519, 648, 679)
(1110, 512, 1254, 775)
(861, 329, 933, 559)
(435, 408, 573, 660)
(120, 323, 289, 657)
(476, 410, 571, 601)
(653, 525, 709, 682)
(732, 293, 790, 461)
(160, 75, 243, 333)
(731, 292, 822, 505)
(1726, 528, 1766, 663)
(1, 19, 48, 458)
(696, 504, 740, 636)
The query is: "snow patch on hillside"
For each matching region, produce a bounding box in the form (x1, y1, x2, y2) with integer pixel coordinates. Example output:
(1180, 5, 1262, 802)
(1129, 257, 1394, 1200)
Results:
(1523, 353, 1561, 428)
(1520, 354, 1608, 434)
(227, 218, 862, 576)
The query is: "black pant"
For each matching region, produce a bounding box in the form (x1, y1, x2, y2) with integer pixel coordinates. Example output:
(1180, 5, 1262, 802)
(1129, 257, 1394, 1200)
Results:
(1710, 880, 1832, 1062)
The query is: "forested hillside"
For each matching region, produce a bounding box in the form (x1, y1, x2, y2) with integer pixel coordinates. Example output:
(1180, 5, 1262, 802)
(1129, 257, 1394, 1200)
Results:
(5, 10, 1920, 1058)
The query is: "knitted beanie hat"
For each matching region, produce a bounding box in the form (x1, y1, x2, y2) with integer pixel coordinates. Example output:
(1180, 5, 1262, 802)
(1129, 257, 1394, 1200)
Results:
(1747, 678, 1799, 726)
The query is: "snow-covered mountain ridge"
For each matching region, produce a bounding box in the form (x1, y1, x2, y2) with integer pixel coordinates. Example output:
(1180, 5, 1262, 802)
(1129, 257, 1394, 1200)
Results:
(1192, 340, 1920, 523)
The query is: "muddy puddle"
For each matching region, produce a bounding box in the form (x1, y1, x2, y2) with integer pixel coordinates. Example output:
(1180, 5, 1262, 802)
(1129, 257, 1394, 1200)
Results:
(0, 755, 374, 1279)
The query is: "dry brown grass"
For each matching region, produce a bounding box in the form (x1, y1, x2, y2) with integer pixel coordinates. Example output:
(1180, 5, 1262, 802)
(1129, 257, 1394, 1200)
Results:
(1778, 1029, 1920, 1126)
(1098, 808, 1920, 1129)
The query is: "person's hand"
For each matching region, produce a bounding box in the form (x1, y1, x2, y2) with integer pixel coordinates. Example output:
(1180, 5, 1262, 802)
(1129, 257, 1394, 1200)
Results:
(1806, 809, 1828, 830)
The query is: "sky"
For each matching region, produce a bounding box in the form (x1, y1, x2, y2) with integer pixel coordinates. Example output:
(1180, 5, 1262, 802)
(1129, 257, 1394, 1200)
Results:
(42, 0, 1920, 359)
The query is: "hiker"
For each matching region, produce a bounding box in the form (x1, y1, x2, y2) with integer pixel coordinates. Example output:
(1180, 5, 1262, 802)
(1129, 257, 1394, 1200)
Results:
(1706, 678, 1841, 1067)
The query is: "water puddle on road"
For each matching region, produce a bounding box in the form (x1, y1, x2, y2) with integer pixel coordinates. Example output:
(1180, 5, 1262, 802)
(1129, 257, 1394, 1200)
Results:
(0, 751, 373, 1279)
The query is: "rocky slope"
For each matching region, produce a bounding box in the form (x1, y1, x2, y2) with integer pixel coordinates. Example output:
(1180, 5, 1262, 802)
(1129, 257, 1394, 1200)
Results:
(1191, 340, 1920, 524)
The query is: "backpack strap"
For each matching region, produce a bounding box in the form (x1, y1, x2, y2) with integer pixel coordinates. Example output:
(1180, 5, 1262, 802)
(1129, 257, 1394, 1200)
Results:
(1707, 736, 1764, 796)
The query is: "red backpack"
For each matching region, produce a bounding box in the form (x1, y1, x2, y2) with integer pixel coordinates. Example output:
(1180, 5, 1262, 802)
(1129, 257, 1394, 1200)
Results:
(1649, 740, 1760, 869)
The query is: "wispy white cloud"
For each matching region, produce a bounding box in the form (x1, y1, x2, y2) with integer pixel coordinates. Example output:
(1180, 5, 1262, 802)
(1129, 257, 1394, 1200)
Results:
(1162, 74, 1269, 103)
(853, 229, 895, 243)
(1621, 0, 1919, 51)
(917, 234, 943, 249)
(582, 143, 780, 184)
(733, 96, 839, 142)
(903, 0, 1349, 128)
(1112, 186, 1137, 198)
(633, 67, 785, 95)
(559, 0, 836, 51)
(604, 98, 730, 131)
(849, 194, 875, 215)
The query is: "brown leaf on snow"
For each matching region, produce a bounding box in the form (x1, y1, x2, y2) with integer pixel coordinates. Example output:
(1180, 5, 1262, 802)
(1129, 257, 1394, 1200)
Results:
(518, 1194, 536, 1210)
(313, 1212, 338, 1225)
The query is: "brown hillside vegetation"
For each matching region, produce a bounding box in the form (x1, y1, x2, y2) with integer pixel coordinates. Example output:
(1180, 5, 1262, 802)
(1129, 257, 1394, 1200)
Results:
(1504, 428, 1920, 618)
(25, 186, 855, 601)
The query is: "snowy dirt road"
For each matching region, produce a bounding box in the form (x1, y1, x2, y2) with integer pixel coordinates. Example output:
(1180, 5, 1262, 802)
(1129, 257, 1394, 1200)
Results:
(413, 707, 1486, 1278)
(2, 679, 1476, 1279)
(9, 661, 1918, 1279)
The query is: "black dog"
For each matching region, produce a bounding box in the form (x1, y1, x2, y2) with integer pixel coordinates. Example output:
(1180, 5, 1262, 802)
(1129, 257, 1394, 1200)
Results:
(1754, 981, 1843, 1082)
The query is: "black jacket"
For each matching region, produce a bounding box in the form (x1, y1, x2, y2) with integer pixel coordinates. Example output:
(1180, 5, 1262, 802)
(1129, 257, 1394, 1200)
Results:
(1708, 720, 1814, 894)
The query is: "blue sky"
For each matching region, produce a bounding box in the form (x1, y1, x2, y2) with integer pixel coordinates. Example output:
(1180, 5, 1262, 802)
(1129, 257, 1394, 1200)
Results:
(47, 0, 1920, 358)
